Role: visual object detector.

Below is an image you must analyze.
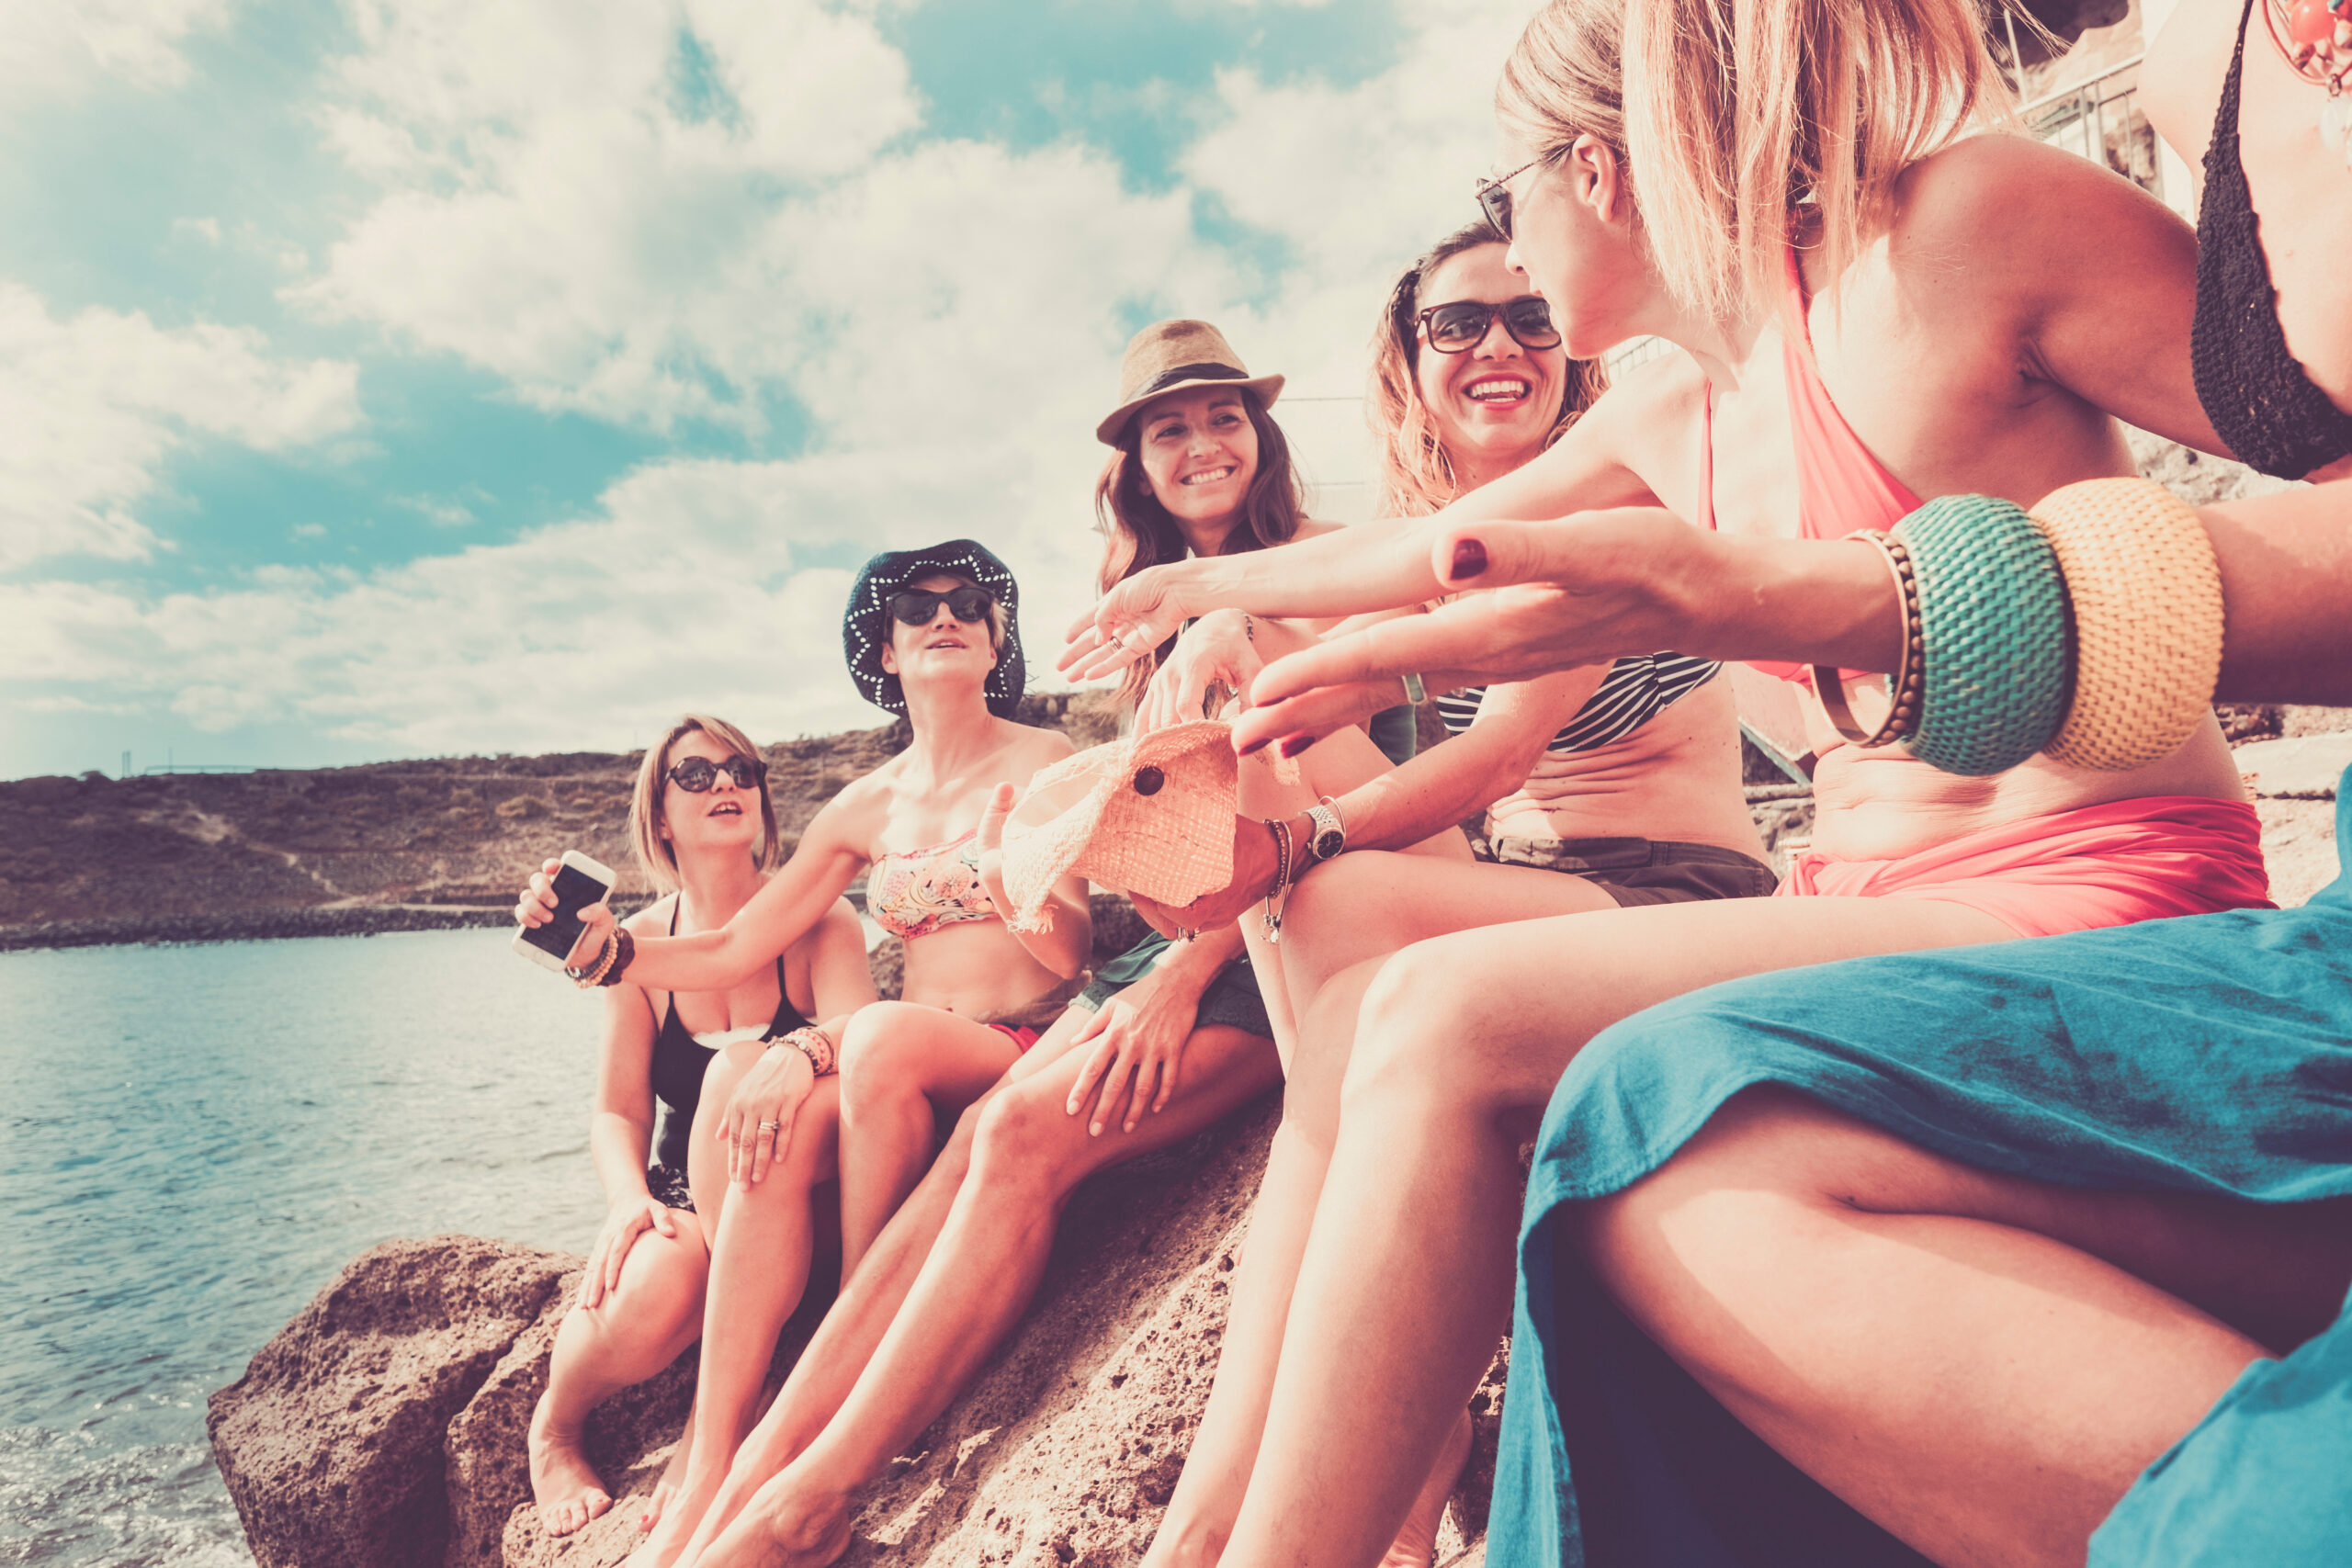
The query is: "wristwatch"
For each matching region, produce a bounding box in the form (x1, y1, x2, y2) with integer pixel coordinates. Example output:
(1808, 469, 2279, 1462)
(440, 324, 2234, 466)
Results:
(1302, 799, 1347, 869)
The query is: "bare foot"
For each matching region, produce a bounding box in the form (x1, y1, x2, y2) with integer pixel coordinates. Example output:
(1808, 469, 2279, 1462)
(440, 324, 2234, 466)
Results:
(641, 1416, 699, 1532)
(1379, 1407, 1474, 1568)
(628, 1450, 729, 1568)
(695, 1469, 853, 1568)
(528, 1392, 614, 1538)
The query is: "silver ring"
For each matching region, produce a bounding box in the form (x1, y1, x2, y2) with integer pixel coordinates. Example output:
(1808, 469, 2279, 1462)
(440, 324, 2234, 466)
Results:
(757, 1120, 779, 1133)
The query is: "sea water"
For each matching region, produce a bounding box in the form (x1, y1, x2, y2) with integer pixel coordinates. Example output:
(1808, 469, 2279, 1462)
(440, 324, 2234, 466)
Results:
(0, 930, 614, 1566)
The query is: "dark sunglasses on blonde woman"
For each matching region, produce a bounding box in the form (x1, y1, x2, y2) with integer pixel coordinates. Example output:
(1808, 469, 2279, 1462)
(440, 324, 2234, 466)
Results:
(1419, 298, 1562, 355)
(666, 755, 766, 793)
(1473, 153, 1546, 241)
(888, 585, 995, 626)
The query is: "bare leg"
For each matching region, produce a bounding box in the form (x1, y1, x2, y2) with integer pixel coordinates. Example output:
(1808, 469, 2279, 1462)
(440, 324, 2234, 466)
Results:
(834, 1000, 1024, 1274)
(1216, 894, 2018, 1568)
(630, 1046, 841, 1568)
(680, 1019, 1283, 1568)
(1143, 858, 1624, 1565)
(531, 1213, 709, 1535)
(1579, 1088, 2352, 1568)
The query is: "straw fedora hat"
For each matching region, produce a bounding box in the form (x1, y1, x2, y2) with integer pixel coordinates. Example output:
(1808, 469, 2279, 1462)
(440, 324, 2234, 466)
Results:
(1095, 320, 1285, 446)
(999, 721, 1238, 931)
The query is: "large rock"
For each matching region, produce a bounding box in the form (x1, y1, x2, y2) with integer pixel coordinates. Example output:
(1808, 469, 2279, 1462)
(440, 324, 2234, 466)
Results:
(211, 1099, 1509, 1568)
(208, 1237, 571, 1568)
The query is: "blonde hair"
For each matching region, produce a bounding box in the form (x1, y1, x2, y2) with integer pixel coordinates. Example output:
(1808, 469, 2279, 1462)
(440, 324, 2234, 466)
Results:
(628, 715, 784, 895)
(1368, 220, 1611, 517)
(1496, 0, 2013, 325)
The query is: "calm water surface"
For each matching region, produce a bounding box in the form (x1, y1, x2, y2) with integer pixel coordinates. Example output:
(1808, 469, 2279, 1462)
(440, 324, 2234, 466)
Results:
(1, 931, 613, 1566)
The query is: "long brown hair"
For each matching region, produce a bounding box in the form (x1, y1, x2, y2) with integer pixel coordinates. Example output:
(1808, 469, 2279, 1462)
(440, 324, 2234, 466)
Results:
(1369, 220, 1610, 517)
(1092, 388, 1307, 705)
(627, 714, 785, 895)
(1496, 0, 2012, 326)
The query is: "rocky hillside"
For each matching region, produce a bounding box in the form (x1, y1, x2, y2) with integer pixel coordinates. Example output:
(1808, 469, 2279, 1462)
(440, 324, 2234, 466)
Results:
(0, 694, 1122, 951)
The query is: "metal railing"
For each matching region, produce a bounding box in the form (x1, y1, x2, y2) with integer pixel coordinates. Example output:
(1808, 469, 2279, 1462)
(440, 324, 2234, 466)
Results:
(2018, 53, 2165, 205)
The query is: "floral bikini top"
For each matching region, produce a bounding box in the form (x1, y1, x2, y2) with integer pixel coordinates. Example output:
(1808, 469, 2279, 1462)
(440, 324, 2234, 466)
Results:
(866, 830, 998, 940)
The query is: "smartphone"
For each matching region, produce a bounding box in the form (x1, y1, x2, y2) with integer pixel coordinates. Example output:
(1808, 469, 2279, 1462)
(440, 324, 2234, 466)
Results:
(512, 849, 617, 973)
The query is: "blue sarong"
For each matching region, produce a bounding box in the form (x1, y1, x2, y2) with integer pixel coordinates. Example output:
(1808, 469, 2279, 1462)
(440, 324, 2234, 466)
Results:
(1490, 774, 2352, 1567)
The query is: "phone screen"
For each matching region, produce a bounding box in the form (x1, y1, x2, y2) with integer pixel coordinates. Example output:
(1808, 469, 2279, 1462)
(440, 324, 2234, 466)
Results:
(518, 863, 610, 962)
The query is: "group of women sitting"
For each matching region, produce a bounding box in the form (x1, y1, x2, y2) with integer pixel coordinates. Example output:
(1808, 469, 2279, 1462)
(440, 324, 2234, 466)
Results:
(511, 0, 2352, 1562)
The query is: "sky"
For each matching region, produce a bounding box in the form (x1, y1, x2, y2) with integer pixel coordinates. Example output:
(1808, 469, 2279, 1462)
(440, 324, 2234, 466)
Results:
(1, 0, 1542, 781)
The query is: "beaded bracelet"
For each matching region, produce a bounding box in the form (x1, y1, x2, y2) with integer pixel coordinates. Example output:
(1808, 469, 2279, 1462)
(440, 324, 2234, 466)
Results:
(2027, 478, 2224, 772)
(568, 928, 619, 989)
(776, 1025, 837, 1077)
(1812, 531, 1924, 748)
(1890, 495, 2074, 777)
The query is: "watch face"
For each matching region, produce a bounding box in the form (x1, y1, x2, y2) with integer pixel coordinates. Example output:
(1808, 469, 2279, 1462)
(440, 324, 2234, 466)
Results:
(1311, 829, 1345, 861)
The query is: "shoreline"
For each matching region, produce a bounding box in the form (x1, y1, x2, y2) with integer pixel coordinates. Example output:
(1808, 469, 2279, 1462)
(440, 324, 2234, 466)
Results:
(0, 904, 521, 953)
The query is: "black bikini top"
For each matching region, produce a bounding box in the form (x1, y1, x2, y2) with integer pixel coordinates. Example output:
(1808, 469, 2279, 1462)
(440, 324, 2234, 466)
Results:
(2189, 0, 2352, 479)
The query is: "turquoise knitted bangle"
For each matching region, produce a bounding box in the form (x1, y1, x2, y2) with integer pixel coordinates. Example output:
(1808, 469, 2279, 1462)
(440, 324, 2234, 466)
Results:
(1890, 495, 2073, 777)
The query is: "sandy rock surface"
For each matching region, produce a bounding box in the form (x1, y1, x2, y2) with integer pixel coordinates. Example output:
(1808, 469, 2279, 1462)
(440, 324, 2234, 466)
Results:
(209, 1099, 1515, 1568)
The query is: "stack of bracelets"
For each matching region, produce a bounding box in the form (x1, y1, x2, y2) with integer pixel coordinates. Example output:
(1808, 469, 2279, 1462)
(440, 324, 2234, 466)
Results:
(1809, 476, 2226, 776)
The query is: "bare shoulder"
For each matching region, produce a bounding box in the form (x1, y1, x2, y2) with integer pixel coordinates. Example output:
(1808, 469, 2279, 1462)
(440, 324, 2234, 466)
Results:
(622, 891, 677, 937)
(1889, 133, 2185, 281)
(807, 765, 892, 852)
(1004, 717, 1079, 768)
(1588, 347, 1706, 434)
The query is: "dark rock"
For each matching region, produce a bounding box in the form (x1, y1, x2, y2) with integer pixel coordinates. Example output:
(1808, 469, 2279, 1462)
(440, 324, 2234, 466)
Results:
(208, 1236, 569, 1568)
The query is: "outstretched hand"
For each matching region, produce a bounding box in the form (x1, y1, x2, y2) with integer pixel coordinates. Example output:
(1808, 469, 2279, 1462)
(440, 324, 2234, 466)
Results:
(1231, 510, 1717, 757)
(1136, 609, 1259, 735)
(515, 855, 616, 971)
(1059, 565, 1193, 683)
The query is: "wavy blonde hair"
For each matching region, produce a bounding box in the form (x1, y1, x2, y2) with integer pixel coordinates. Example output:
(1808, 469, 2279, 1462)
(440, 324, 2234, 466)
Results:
(628, 714, 785, 895)
(1368, 220, 1610, 517)
(1496, 0, 2014, 326)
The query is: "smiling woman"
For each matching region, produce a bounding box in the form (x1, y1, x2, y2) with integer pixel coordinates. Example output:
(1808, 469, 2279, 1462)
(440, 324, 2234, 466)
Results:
(512, 540, 1091, 1567)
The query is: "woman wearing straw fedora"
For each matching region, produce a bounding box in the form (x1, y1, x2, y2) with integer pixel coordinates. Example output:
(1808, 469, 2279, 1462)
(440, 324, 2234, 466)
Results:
(516, 539, 1091, 1568)
(1112, 223, 1781, 1568)
(645, 321, 1465, 1568)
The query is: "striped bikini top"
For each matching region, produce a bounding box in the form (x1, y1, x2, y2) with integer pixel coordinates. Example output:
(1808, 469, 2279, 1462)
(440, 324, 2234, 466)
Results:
(1434, 654, 1722, 754)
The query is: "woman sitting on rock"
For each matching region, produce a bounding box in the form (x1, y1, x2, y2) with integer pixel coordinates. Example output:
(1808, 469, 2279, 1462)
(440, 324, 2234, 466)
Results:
(527, 714, 874, 1540)
(515, 541, 1090, 1566)
(1117, 223, 1779, 1568)
(638, 319, 1458, 1568)
(1062, 0, 2288, 1555)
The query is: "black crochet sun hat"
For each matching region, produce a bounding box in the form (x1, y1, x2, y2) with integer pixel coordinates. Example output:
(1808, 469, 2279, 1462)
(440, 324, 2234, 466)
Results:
(843, 540, 1025, 719)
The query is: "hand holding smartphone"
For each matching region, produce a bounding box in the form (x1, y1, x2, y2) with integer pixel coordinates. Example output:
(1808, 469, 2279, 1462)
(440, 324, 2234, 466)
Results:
(513, 850, 617, 972)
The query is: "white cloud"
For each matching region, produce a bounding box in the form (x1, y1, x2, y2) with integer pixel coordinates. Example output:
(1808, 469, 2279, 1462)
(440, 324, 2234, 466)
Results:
(0, 283, 364, 570)
(6, 0, 1555, 766)
(0, 0, 235, 103)
(292, 0, 924, 430)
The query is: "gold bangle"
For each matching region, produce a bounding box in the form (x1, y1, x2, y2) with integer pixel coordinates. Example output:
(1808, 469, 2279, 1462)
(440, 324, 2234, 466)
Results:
(2028, 478, 2223, 772)
(1812, 532, 1922, 748)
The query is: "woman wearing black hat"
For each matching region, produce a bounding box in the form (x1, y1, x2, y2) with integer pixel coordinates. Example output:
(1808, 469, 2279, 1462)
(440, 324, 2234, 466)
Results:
(516, 538, 1090, 1566)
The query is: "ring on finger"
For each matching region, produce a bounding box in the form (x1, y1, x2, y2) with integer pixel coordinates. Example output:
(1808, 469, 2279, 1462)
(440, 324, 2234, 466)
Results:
(757, 1120, 779, 1133)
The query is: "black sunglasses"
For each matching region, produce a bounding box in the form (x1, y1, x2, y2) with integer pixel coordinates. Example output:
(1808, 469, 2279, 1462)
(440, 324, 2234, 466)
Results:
(667, 754, 765, 793)
(1473, 153, 1547, 242)
(888, 585, 995, 626)
(1419, 297, 1561, 355)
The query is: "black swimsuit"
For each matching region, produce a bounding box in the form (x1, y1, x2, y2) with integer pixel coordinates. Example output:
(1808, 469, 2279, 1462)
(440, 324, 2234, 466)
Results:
(645, 902, 812, 1205)
(2189, 0, 2352, 479)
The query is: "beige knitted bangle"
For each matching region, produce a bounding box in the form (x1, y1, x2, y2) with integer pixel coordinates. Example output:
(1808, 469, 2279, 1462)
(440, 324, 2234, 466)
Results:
(2029, 477, 2223, 772)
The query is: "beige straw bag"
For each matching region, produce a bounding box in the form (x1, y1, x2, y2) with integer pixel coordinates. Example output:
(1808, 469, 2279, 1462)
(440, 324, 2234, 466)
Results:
(1000, 721, 1238, 931)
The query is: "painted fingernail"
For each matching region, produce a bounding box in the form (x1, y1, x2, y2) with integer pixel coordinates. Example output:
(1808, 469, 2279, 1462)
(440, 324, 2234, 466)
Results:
(1451, 538, 1487, 579)
(1278, 735, 1317, 758)
(1236, 736, 1269, 756)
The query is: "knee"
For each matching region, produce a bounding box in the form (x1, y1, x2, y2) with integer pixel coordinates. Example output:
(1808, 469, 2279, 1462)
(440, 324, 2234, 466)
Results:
(1581, 1089, 1839, 1289)
(968, 1080, 1084, 1193)
(701, 1036, 772, 1101)
(836, 1002, 935, 1115)
(1335, 946, 1480, 1112)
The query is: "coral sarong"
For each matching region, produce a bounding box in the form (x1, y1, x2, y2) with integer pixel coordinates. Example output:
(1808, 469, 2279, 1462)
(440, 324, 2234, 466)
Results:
(1780, 795, 2273, 938)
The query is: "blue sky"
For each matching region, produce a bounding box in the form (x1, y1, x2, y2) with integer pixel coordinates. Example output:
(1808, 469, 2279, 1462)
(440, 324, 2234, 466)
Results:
(2, 0, 1533, 780)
